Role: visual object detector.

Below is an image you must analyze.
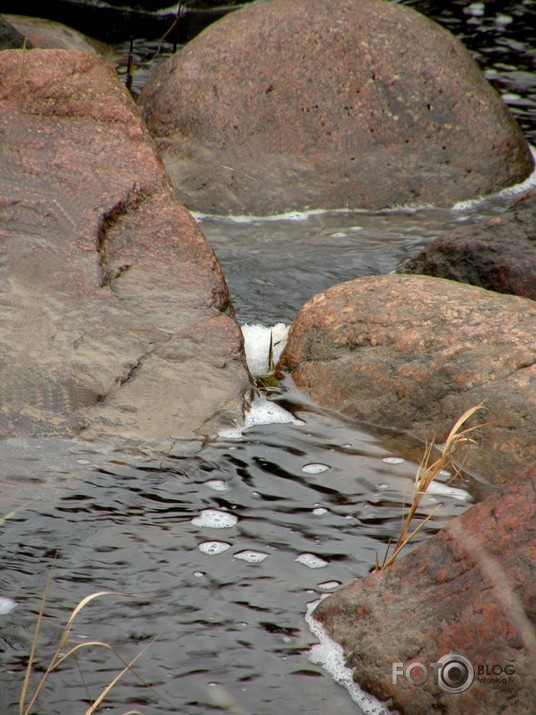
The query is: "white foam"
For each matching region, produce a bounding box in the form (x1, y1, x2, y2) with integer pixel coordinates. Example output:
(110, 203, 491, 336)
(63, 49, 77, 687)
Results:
(205, 479, 230, 492)
(302, 463, 330, 474)
(0, 597, 17, 615)
(426, 482, 471, 501)
(295, 553, 328, 569)
(247, 396, 303, 428)
(233, 550, 269, 563)
(241, 323, 289, 376)
(192, 509, 238, 529)
(198, 541, 231, 555)
(217, 425, 245, 440)
(193, 208, 358, 223)
(306, 599, 393, 715)
(382, 457, 405, 465)
(218, 395, 304, 439)
(312, 507, 328, 516)
(317, 581, 341, 590)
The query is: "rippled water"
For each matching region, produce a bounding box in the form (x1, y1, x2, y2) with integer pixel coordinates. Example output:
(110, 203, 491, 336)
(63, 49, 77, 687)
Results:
(195, 189, 530, 324)
(1, 1, 534, 713)
(0, 405, 475, 715)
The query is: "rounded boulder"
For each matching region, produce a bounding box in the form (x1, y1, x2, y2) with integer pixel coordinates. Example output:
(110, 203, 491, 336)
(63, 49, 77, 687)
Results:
(139, 0, 533, 215)
(278, 274, 536, 484)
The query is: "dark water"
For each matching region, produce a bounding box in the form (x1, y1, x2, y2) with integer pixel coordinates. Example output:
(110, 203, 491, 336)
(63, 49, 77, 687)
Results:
(195, 193, 530, 324)
(0, 410, 474, 715)
(1, 2, 534, 714)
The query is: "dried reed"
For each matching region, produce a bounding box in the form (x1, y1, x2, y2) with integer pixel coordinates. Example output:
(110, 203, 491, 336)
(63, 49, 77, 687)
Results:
(19, 570, 161, 715)
(376, 404, 484, 571)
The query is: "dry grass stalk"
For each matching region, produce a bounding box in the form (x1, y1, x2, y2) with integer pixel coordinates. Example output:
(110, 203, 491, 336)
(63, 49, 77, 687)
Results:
(376, 404, 484, 571)
(19, 572, 160, 715)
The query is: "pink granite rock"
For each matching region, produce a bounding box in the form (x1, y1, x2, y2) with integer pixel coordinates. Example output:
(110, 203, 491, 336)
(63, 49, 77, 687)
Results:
(0, 49, 251, 444)
(139, 0, 533, 214)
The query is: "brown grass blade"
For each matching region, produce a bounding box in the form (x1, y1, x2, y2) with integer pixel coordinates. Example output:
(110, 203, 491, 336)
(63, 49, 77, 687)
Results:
(19, 567, 54, 715)
(375, 404, 484, 571)
(83, 639, 155, 715)
(20, 588, 149, 715)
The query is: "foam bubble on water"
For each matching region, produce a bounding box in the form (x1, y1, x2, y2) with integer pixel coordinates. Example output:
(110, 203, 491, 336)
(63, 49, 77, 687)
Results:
(306, 599, 392, 715)
(426, 482, 471, 501)
(318, 581, 341, 590)
(312, 507, 328, 516)
(198, 541, 231, 556)
(302, 463, 330, 474)
(233, 550, 269, 563)
(205, 479, 230, 492)
(296, 553, 328, 569)
(218, 394, 303, 440)
(382, 457, 405, 465)
(0, 597, 17, 615)
(241, 323, 289, 375)
(192, 510, 238, 528)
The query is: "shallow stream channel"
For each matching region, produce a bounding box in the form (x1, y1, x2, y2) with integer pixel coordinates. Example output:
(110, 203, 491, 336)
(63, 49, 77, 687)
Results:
(1, 2, 535, 714)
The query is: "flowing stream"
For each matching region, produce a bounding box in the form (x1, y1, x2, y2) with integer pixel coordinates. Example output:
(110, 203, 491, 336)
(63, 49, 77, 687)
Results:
(1, 2, 534, 713)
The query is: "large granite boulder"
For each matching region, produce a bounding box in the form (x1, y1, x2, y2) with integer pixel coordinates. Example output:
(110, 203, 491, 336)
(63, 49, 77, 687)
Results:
(313, 472, 536, 715)
(138, 0, 533, 215)
(398, 190, 536, 300)
(278, 274, 536, 484)
(0, 49, 251, 444)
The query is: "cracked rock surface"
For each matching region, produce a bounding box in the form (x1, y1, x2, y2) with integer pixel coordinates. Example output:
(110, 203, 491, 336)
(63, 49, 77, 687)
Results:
(278, 274, 536, 484)
(0, 49, 251, 444)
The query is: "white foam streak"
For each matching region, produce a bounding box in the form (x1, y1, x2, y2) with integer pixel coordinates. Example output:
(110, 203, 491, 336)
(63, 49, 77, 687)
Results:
(306, 599, 393, 715)
(192, 207, 359, 223)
